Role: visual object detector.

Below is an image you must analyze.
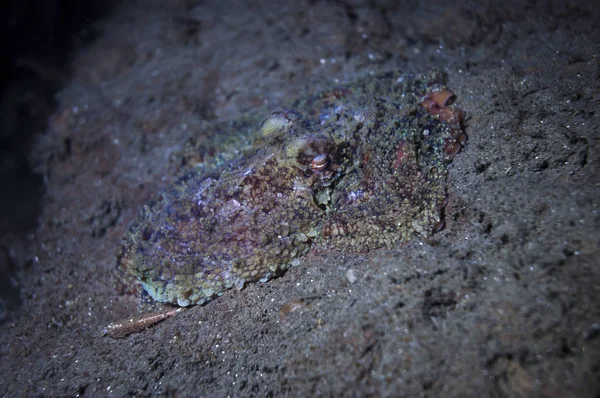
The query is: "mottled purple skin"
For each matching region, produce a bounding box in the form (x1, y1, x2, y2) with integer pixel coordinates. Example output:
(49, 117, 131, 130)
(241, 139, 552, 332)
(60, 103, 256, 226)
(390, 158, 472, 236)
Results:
(116, 70, 464, 306)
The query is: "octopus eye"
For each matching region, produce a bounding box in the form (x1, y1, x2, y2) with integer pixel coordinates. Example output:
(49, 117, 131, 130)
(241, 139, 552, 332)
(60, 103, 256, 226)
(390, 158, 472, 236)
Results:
(284, 135, 336, 173)
(311, 154, 330, 173)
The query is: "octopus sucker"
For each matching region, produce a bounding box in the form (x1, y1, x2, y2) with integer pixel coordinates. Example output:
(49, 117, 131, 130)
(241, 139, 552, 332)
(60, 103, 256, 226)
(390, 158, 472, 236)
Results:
(115, 70, 467, 306)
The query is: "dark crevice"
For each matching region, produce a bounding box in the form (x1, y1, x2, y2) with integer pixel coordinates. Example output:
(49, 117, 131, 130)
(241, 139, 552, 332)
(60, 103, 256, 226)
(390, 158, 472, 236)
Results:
(0, 0, 122, 322)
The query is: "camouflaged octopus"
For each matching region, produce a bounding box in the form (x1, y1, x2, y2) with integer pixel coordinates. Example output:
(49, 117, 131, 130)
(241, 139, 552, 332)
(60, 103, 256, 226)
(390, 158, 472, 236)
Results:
(116, 70, 466, 307)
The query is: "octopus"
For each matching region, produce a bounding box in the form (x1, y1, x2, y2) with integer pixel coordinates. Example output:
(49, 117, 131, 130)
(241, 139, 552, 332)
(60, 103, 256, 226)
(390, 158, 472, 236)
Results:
(115, 70, 466, 308)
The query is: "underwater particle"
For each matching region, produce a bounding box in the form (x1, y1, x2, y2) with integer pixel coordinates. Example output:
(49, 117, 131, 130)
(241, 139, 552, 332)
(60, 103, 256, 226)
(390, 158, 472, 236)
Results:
(278, 298, 311, 327)
(116, 70, 466, 307)
(279, 299, 309, 318)
(346, 268, 358, 284)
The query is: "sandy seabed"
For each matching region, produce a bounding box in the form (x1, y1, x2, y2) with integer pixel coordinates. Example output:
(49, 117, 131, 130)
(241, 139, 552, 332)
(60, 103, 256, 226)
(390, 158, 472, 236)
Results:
(1, 0, 599, 396)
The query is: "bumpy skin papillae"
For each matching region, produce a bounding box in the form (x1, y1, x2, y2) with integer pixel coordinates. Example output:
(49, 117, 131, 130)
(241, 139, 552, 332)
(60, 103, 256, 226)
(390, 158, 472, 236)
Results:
(116, 70, 464, 306)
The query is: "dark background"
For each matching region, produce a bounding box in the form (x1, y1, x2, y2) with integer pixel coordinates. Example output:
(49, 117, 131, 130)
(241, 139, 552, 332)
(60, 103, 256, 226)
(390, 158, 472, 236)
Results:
(0, 0, 119, 236)
(0, 0, 119, 321)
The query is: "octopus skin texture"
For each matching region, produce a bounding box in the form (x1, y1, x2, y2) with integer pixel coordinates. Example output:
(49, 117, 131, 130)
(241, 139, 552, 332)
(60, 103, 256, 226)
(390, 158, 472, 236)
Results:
(115, 70, 466, 307)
